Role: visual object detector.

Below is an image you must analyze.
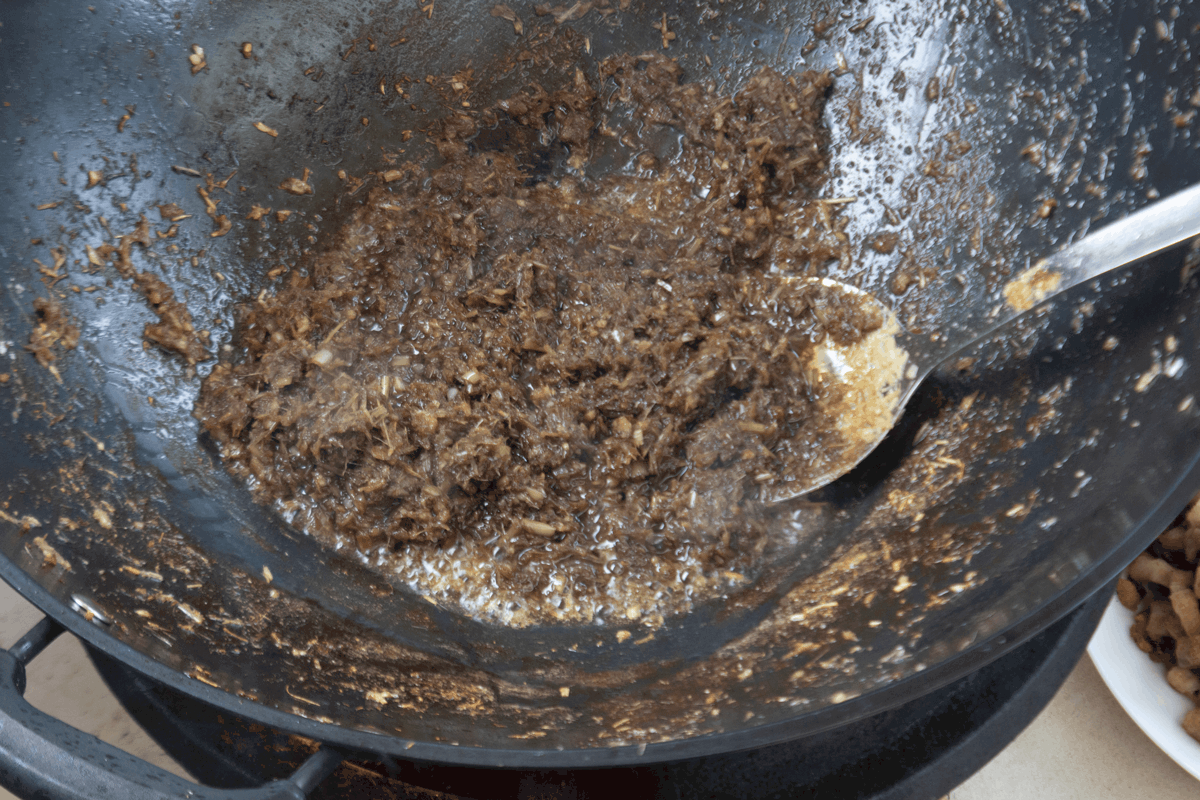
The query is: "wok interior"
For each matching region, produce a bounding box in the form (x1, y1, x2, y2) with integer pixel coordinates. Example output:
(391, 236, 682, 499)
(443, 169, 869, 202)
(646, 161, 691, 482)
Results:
(2, 0, 1200, 760)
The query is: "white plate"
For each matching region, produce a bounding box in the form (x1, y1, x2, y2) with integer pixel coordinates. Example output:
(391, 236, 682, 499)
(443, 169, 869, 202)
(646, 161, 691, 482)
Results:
(1088, 593, 1200, 781)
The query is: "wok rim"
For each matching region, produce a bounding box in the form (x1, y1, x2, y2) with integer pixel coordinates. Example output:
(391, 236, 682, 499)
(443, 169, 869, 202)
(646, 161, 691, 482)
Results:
(2, 451, 1197, 769)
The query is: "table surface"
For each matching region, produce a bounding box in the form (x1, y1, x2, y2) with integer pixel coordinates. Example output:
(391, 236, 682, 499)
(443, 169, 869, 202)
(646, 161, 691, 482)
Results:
(0, 579, 1195, 800)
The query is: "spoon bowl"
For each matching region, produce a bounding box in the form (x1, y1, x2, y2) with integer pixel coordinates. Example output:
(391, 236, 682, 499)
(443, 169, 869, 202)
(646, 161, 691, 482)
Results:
(759, 277, 915, 502)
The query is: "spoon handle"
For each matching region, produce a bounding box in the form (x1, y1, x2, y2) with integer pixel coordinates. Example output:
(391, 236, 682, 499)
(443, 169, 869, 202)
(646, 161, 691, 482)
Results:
(1040, 182, 1200, 303)
(936, 182, 1200, 367)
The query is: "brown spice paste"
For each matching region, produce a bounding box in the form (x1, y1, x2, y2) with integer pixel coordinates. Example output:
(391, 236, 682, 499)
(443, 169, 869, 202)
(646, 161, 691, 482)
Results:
(195, 53, 881, 624)
(26, 297, 80, 383)
(89, 215, 213, 366)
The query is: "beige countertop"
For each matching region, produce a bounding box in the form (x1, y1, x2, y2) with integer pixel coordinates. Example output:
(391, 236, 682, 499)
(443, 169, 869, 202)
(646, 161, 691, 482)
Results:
(0, 579, 1195, 800)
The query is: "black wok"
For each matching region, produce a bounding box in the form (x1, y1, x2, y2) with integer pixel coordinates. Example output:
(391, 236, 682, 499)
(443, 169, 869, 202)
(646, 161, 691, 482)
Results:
(2, 0, 1200, 784)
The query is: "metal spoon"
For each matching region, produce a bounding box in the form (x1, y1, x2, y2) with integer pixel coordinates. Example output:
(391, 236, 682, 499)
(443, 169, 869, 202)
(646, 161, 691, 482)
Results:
(767, 182, 1200, 502)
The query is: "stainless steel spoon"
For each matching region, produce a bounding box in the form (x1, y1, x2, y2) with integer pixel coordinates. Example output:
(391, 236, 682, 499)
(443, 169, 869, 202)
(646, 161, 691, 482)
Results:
(768, 182, 1200, 501)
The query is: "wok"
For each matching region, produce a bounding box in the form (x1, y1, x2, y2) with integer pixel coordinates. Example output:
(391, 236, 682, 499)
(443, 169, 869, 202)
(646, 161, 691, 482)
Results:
(2, 0, 1200, 783)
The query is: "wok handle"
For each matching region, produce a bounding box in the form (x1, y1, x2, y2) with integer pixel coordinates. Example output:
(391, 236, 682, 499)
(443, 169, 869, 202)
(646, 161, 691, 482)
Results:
(0, 616, 343, 800)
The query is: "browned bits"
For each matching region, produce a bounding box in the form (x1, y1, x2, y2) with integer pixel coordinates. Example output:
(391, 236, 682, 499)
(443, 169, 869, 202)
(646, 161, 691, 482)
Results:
(521, 519, 557, 537)
(188, 44, 207, 74)
(196, 186, 231, 237)
(925, 76, 940, 102)
(279, 179, 311, 194)
(1124, 491, 1200, 743)
(117, 105, 135, 132)
(25, 296, 80, 383)
(848, 16, 874, 33)
(32, 537, 70, 570)
(279, 168, 313, 195)
(890, 266, 917, 295)
(651, 12, 675, 49)
(241, 42, 253, 58)
(86, 170, 104, 188)
(80, 217, 211, 365)
(870, 231, 900, 255)
(533, 0, 593, 23)
(134, 269, 211, 364)
(490, 3, 523, 34)
(253, 121, 279, 137)
(157, 203, 190, 222)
